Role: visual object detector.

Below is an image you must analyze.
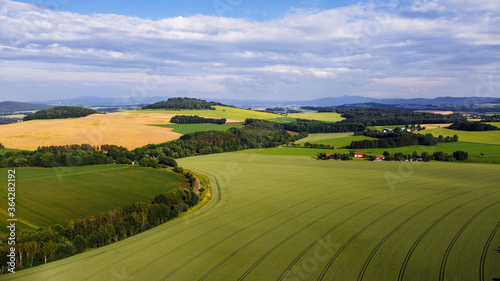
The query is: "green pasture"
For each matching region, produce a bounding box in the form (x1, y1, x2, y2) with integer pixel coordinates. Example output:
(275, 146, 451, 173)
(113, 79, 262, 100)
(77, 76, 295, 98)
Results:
(138, 106, 282, 122)
(151, 123, 244, 135)
(7, 154, 499, 280)
(485, 122, 500, 127)
(0, 165, 188, 233)
(0, 148, 26, 155)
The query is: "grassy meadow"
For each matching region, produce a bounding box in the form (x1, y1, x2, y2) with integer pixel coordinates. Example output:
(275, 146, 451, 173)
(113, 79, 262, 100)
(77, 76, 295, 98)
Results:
(138, 106, 282, 122)
(425, 127, 500, 145)
(6, 153, 499, 280)
(0, 165, 188, 233)
(151, 122, 244, 134)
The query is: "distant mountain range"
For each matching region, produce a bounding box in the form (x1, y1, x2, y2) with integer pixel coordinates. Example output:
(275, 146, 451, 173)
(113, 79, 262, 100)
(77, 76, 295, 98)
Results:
(10, 95, 500, 108)
(0, 101, 51, 113)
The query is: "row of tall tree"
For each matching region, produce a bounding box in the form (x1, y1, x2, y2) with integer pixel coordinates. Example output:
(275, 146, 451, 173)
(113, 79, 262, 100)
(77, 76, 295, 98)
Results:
(337, 107, 465, 126)
(448, 120, 499, 131)
(348, 132, 458, 149)
(280, 119, 366, 133)
(170, 115, 226, 124)
(480, 114, 500, 122)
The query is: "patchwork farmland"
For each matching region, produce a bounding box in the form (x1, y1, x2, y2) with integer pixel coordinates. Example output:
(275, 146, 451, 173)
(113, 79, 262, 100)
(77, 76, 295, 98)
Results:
(5, 153, 499, 280)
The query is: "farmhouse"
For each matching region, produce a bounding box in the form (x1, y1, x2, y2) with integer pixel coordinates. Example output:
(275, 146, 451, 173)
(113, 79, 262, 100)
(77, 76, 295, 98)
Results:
(354, 152, 366, 158)
(374, 155, 385, 161)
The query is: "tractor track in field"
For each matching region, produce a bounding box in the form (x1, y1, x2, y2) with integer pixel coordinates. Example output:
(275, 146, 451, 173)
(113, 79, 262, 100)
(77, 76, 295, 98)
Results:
(357, 183, 498, 281)
(82, 178, 326, 281)
(397, 191, 500, 281)
(199, 184, 387, 281)
(108, 172, 366, 281)
(439, 201, 500, 281)
(70, 171, 317, 280)
(275, 185, 430, 281)
(234, 189, 388, 281)
(316, 189, 497, 280)
(479, 220, 500, 281)
(195, 185, 375, 281)
(156, 183, 374, 281)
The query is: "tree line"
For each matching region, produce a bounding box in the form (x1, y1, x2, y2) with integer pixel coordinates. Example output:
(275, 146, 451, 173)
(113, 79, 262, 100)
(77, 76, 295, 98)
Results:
(23, 106, 98, 121)
(0, 184, 199, 272)
(170, 115, 226, 124)
(318, 150, 468, 162)
(0, 118, 19, 125)
(480, 114, 500, 122)
(336, 107, 464, 126)
(348, 130, 458, 149)
(383, 150, 468, 161)
(142, 97, 227, 110)
(448, 120, 499, 131)
(317, 152, 351, 160)
(280, 119, 366, 133)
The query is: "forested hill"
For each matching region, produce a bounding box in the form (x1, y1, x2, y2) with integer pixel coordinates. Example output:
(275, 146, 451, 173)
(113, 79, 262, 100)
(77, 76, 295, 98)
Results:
(142, 97, 228, 110)
(337, 107, 464, 126)
(0, 101, 50, 113)
(23, 106, 98, 121)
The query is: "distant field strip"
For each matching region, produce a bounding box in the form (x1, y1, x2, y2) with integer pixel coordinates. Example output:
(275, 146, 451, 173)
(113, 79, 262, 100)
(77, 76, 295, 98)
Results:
(5, 155, 500, 280)
(287, 112, 344, 122)
(426, 127, 500, 145)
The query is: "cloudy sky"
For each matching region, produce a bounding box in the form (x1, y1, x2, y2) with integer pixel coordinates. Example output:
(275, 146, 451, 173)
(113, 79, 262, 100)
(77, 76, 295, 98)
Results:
(0, 0, 499, 102)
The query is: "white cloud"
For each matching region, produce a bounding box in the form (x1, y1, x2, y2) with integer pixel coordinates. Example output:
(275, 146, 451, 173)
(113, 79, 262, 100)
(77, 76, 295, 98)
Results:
(0, 0, 499, 101)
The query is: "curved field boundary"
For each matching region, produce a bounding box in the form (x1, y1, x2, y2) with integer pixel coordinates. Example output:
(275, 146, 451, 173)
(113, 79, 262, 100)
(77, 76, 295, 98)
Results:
(276, 186, 432, 281)
(190, 185, 376, 281)
(397, 192, 500, 281)
(239, 179, 446, 281)
(73, 170, 326, 279)
(480, 220, 500, 281)
(438, 201, 500, 281)
(82, 176, 328, 280)
(357, 184, 498, 281)
(156, 182, 380, 281)
(317, 189, 499, 281)
(103, 171, 370, 281)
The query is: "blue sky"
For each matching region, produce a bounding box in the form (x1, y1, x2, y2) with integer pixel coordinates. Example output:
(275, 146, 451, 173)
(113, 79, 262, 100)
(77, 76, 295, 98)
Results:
(14, 0, 371, 20)
(0, 0, 499, 102)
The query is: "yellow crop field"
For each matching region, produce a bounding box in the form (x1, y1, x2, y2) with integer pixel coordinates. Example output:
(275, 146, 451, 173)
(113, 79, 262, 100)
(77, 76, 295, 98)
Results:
(0, 112, 182, 150)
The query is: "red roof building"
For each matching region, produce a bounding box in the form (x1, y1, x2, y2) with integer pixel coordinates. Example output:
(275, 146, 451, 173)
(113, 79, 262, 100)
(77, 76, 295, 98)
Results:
(354, 152, 367, 158)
